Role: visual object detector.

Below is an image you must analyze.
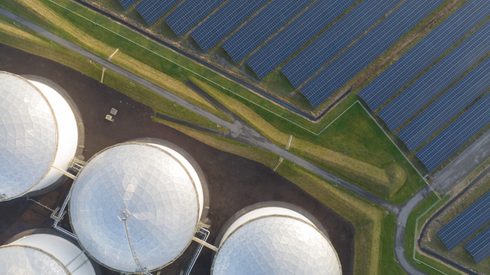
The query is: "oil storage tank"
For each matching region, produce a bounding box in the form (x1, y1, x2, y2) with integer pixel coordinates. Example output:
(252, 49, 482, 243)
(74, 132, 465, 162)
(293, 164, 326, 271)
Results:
(0, 233, 96, 275)
(212, 205, 342, 275)
(0, 72, 79, 201)
(69, 141, 206, 273)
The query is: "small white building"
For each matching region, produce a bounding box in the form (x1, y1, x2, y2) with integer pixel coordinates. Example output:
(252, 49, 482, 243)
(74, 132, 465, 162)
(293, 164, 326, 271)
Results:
(69, 141, 205, 273)
(0, 233, 96, 275)
(0, 72, 78, 201)
(212, 206, 342, 275)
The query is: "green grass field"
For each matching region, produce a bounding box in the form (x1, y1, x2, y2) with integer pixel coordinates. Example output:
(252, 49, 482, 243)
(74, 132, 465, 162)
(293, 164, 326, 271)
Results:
(0, 2, 443, 274)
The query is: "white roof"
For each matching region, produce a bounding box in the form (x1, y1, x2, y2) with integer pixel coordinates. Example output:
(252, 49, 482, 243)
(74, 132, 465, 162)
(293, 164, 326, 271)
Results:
(0, 245, 68, 275)
(69, 142, 202, 273)
(0, 72, 57, 200)
(212, 215, 342, 275)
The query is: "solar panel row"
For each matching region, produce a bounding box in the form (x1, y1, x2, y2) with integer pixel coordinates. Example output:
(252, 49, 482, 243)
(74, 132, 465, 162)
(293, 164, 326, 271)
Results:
(246, 0, 356, 79)
(190, 1, 267, 51)
(301, 0, 444, 107)
(166, 0, 222, 36)
(416, 94, 490, 172)
(359, 0, 489, 110)
(438, 192, 490, 250)
(136, 0, 179, 25)
(399, 58, 490, 150)
(119, 0, 136, 10)
(281, 0, 399, 88)
(465, 226, 490, 263)
(222, 0, 310, 63)
(379, 23, 490, 130)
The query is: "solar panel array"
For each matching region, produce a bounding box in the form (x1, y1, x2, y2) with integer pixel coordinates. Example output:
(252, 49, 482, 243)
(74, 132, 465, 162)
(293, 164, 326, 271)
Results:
(118, 0, 135, 10)
(359, 0, 490, 110)
(416, 94, 490, 172)
(222, 0, 310, 63)
(165, 0, 222, 36)
(136, 0, 179, 25)
(190, 1, 268, 51)
(379, 24, 490, 131)
(399, 58, 490, 151)
(438, 192, 490, 250)
(281, 0, 398, 88)
(465, 226, 490, 263)
(301, 0, 444, 107)
(246, 0, 356, 79)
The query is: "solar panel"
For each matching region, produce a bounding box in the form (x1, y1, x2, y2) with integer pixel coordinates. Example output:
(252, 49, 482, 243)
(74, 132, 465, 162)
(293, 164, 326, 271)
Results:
(416, 94, 490, 172)
(281, 0, 399, 88)
(359, 0, 490, 110)
(165, 0, 222, 36)
(299, 0, 444, 107)
(438, 192, 490, 250)
(465, 226, 490, 263)
(222, 0, 309, 63)
(399, 58, 490, 151)
(136, 0, 179, 25)
(379, 23, 490, 131)
(246, 0, 356, 79)
(190, 0, 268, 51)
(119, 0, 136, 10)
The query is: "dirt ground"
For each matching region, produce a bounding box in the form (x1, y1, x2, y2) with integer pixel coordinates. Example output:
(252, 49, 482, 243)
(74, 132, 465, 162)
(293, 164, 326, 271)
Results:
(0, 44, 354, 275)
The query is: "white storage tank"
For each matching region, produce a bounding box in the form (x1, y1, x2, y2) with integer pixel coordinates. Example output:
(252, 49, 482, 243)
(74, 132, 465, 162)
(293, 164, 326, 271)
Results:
(0, 233, 96, 275)
(0, 71, 79, 201)
(212, 205, 342, 275)
(69, 141, 206, 273)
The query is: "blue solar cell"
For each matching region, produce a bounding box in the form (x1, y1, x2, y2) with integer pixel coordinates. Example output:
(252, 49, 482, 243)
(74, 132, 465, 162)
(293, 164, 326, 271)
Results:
(246, 0, 356, 79)
(465, 226, 490, 263)
(119, 0, 135, 10)
(416, 94, 490, 172)
(281, 0, 399, 88)
(438, 192, 490, 250)
(399, 58, 490, 150)
(166, 0, 222, 36)
(300, 0, 444, 107)
(379, 24, 490, 130)
(222, 0, 309, 63)
(136, 0, 179, 25)
(359, 0, 490, 110)
(190, 0, 267, 51)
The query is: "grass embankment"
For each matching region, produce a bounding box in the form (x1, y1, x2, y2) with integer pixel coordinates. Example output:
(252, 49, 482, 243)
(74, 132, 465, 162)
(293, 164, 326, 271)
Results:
(193, 77, 423, 202)
(0, 0, 426, 204)
(0, 0, 230, 123)
(0, 14, 222, 132)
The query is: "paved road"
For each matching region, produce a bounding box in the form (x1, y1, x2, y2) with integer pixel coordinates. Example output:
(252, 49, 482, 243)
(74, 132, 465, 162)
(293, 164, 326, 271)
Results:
(395, 131, 490, 275)
(0, 9, 398, 214)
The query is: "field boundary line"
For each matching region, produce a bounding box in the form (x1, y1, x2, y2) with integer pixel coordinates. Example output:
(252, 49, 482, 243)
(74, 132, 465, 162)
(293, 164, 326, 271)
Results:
(49, 0, 356, 136)
(358, 101, 435, 192)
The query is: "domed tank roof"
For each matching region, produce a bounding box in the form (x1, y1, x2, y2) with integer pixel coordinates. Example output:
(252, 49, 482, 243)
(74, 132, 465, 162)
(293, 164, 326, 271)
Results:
(212, 207, 342, 275)
(69, 142, 204, 273)
(0, 245, 68, 275)
(0, 233, 96, 275)
(0, 72, 58, 200)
